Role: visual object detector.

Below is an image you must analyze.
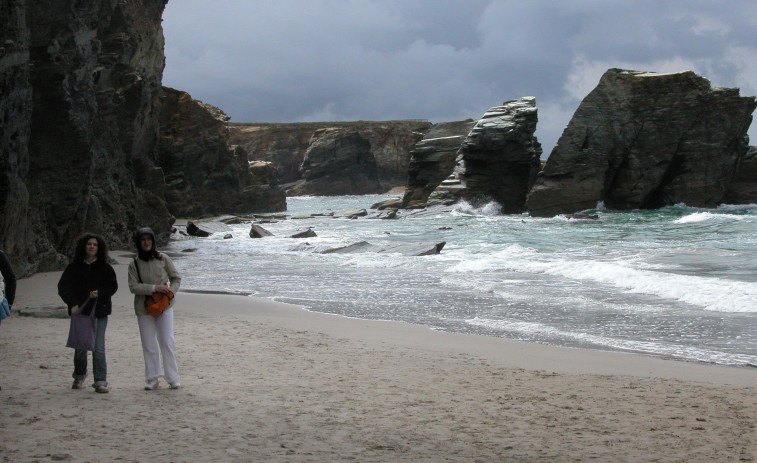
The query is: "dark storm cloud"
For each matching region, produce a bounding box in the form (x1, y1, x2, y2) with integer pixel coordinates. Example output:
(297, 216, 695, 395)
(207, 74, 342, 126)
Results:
(162, 0, 757, 155)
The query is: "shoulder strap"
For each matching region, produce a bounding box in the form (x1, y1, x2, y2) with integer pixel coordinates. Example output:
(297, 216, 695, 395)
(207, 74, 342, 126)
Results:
(133, 258, 143, 283)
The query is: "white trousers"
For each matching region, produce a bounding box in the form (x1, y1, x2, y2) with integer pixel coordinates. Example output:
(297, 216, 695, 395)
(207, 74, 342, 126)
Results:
(137, 308, 179, 385)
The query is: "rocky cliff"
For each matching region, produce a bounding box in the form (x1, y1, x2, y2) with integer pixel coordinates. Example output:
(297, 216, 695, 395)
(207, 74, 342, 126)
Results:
(228, 120, 431, 194)
(288, 127, 379, 196)
(428, 97, 542, 212)
(1, 0, 172, 275)
(0, 1, 33, 271)
(401, 120, 476, 208)
(527, 69, 757, 217)
(157, 87, 286, 216)
(725, 146, 757, 204)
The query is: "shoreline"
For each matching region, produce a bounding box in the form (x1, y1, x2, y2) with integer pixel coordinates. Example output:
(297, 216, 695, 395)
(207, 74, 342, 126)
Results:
(12, 252, 757, 385)
(2, 252, 756, 461)
(183, 292, 757, 387)
(165, 263, 757, 384)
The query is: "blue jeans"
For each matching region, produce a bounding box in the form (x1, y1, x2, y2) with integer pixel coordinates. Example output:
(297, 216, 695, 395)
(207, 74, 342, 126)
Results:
(73, 316, 108, 387)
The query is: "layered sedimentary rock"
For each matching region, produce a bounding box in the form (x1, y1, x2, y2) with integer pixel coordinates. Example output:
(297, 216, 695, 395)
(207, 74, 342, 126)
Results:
(725, 146, 757, 204)
(1, 0, 172, 274)
(289, 128, 380, 196)
(428, 97, 542, 212)
(401, 120, 477, 208)
(527, 69, 757, 217)
(157, 87, 285, 216)
(228, 120, 431, 193)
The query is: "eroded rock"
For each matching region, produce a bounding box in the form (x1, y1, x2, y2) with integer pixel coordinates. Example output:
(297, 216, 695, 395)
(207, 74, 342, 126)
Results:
(527, 69, 757, 216)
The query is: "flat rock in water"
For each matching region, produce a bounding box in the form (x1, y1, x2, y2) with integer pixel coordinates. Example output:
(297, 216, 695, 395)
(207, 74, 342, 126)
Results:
(562, 213, 599, 220)
(218, 215, 252, 225)
(320, 241, 377, 254)
(250, 223, 274, 238)
(290, 228, 317, 238)
(367, 209, 398, 219)
(321, 241, 445, 256)
(380, 242, 446, 256)
(186, 220, 232, 237)
(333, 208, 368, 219)
(371, 198, 403, 210)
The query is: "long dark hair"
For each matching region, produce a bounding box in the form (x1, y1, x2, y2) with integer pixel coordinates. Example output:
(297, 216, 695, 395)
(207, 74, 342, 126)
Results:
(134, 227, 162, 261)
(74, 233, 109, 262)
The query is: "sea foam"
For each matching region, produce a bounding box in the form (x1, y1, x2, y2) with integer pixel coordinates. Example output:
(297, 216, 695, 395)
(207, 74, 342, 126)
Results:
(446, 245, 757, 313)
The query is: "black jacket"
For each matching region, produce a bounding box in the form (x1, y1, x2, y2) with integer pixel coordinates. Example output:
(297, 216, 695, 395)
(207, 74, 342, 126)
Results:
(57, 259, 118, 318)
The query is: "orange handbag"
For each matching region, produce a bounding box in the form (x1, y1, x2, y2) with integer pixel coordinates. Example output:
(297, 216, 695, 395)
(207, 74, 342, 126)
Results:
(145, 290, 174, 318)
(134, 258, 174, 318)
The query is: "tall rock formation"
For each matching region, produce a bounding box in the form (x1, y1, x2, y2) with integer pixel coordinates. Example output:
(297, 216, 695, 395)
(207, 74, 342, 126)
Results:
(157, 87, 286, 216)
(0, 1, 33, 271)
(527, 69, 757, 217)
(289, 128, 380, 196)
(401, 120, 476, 208)
(228, 120, 431, 193)
(725, 146, 757, 204)
(428, 97, 542, 213)
(1, 0, 172, 274)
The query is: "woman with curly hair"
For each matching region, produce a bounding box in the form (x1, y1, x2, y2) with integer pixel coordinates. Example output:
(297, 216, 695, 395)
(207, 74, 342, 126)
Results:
(57, 233, 118, 393)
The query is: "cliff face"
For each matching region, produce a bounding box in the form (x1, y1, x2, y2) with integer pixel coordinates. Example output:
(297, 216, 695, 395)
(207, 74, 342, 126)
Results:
(527, 69, 757, 217)
(0, 0, 171, 274)
(427, 98, 542, 212)
(228, 120, 431, 194)
(157, 87, 286, 216)
(401, 120, 476, 208)
(725, 146, 757, 204)
(228, 123, 317, 184)
(0, 1, 33, 271)
(289, 128, 379, 196)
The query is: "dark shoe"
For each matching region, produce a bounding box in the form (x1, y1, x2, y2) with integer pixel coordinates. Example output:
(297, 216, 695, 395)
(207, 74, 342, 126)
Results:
(72, 378, 86, 389)
(95, 385, 109, 394)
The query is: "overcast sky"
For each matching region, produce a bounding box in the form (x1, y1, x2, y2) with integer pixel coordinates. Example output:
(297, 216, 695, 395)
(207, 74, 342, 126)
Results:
(162, 0, 757, 157)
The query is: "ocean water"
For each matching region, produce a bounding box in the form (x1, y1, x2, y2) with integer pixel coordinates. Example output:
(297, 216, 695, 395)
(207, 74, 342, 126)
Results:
(166, 195, 757, 368)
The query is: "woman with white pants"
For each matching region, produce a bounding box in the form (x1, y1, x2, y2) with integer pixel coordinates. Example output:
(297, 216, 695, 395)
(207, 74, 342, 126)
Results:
(128, 227, 182, 390)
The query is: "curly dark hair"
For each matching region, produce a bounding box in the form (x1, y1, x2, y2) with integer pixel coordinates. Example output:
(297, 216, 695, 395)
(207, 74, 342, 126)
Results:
(74, 233, 109, 262)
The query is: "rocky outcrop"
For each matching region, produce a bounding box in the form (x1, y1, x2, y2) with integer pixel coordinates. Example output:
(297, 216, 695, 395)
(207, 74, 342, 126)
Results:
(725, 146, 757, 204)
(401, 120, 476, 208)
(288, 128, 380, 195)
(0, 1, 33, 272)
(1, 0, 172, 275)
(365, 122, 431, 187)
(157, 87, 286, 216)
(527, 69, 757, 217)
(228, 123, 317, 184)
(428, 98, 542, 212)
(228, 120, 431, 193)
(320, 240, 445, 256)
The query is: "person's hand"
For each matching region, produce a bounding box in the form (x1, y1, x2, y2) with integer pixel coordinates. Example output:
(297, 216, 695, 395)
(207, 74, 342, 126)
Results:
(89, 290, 98, 298)
(155, 284, 171, 295)
(71, 305, 79, 314)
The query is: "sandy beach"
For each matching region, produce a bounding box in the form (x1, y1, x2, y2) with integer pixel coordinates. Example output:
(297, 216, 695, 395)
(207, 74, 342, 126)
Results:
(1, 251, 755, 462)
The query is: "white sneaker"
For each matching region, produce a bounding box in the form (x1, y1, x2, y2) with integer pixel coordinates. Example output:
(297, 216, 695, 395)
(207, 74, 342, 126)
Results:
(144, 379, 160, 390)
(168, 382, 181, 389)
